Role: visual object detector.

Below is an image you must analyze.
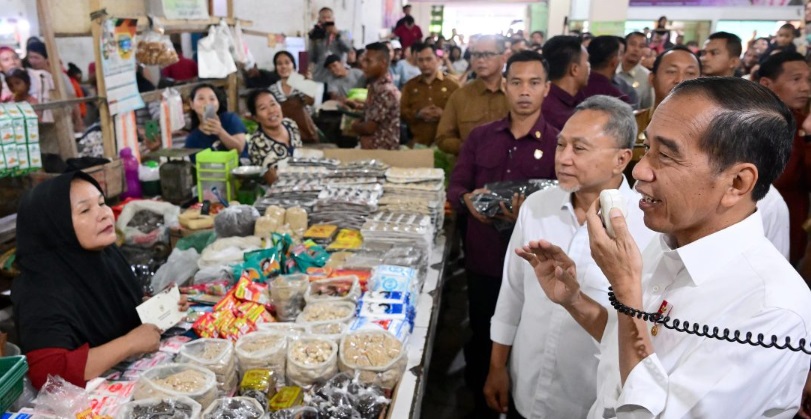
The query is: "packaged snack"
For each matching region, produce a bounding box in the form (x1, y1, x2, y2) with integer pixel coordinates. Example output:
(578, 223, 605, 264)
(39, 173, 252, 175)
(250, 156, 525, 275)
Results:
(268, 386, 304, 412)
(304, 276, 361, 304)
(339, 330, 407, 389)
(296, 301, 356, 325)
(284, 207, 308, 236)
(306, 373, 389, 419)
(286, 338, 338, 388)
(115, 396, 202, 419)
(133, 363, 218, 409)
(159, 336, 194, 354)
(201, 396, 264, 419)
(242, 248, 282, 283)
(234, 276, 271, 306)
(303, 224, 338, 241)
(269, 274, 308, 321)
(235, 332, 287, 385)
(326, 229, 364, 252)
(331, 268, 373, 291)
(238, 369, 276, 411)
(176, 339, 238, 397)
(356, 300, 410, 321)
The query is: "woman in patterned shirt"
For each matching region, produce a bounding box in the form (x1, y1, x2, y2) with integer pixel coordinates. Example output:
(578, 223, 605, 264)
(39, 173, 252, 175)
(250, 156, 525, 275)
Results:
(246, 89, 302, 185)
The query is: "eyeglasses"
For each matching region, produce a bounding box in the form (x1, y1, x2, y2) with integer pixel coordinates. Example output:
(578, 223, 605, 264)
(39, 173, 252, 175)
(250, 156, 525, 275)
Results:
(470, 51, 500, 60)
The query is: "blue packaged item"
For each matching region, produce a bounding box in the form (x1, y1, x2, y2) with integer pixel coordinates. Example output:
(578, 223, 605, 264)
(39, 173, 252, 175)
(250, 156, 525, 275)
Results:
(350, 317, 411, 342)
(362, 290, 408, 305)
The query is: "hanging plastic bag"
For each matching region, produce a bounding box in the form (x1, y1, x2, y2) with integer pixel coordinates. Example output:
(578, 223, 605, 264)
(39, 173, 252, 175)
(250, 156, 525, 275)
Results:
(231, 20, 255, 69)
(198, 21, 237, 78)
(160, 87, 185, 148)
(136, 19, 179, 67)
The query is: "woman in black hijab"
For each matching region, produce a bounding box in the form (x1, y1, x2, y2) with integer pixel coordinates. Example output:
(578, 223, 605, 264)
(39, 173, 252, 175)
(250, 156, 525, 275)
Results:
(12, 172, 161, 389)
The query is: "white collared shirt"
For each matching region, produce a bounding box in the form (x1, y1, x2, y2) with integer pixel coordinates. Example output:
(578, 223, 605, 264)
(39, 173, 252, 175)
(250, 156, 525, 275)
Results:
(758, 185, 790, 260)
(590, 211, 811, 419)
(491, 177, 656, 419)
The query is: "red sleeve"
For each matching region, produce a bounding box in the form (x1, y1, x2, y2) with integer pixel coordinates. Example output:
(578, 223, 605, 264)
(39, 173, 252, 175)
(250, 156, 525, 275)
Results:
(26, 344, 90, 390)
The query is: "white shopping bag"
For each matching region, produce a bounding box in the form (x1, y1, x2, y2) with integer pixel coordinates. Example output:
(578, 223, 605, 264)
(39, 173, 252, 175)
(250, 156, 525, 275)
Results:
(197, 21, 237, 78)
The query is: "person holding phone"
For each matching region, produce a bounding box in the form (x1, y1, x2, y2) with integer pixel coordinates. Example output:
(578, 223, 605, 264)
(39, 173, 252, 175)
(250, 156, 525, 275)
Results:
(184, 83, 247, 156)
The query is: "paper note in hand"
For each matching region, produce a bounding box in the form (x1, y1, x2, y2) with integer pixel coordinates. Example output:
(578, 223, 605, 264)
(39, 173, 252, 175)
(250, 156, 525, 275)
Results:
(136, 286, 184, 332)
(287, 72, 322, 99)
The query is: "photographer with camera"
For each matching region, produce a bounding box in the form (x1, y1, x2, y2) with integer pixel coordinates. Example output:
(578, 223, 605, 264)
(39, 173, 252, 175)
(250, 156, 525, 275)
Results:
(309, 7, 352, 83)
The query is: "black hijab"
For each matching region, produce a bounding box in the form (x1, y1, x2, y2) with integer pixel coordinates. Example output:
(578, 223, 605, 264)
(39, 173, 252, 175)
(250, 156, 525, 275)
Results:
(12, 171, 142, 353)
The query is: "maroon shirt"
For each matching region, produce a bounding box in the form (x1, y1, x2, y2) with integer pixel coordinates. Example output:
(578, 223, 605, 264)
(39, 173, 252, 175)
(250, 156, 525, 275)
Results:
(392, 24, 423, 50)
(575, 72, 632, 105)
(448, 114, 559, 278)
(542, 83, 580, 131)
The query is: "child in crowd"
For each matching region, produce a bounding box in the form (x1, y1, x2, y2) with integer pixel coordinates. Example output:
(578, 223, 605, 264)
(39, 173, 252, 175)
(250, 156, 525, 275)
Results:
(5, 68, 42, 118)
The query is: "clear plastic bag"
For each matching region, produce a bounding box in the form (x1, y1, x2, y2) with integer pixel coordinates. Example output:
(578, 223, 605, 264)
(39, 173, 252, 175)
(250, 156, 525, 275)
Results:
(304, 276, 361, 304)
(307, 321, 348, 345)
(338, 330, 407, 390)
(151, 247, 200, 292)
(115, 396, 202, 419)
(257, 322, 307, 339)
(32, 375, 93, 418)
(116, 200, 181, 248)
(264, 406, 319, 419)
(202, 397, 264, 419)
(176, 339, 238, 396)
(285, 337, 338, 387)
(269, 274, 309, 321)
(214, 205, 260, 238)
(234, 331, 287, 386)
(296, 301, 356, 325)
(133, 363, 218, 409)
(307, 373, 389, 419)
(136, 23, 179, 67)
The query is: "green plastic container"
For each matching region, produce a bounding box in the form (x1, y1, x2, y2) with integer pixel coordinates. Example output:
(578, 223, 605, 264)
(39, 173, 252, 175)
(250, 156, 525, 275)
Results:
(0, 356, 28, 412)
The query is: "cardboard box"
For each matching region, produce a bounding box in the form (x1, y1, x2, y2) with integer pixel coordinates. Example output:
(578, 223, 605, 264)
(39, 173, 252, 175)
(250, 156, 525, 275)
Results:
(0, 107, 13, 145)
(320, 148, 434, 168)
(4, 105, 25, 145)
(15, 143, 28, 170)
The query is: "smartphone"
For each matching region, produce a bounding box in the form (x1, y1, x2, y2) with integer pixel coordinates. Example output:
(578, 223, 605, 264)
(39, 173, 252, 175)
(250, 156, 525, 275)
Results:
(204, 104, 216, 120)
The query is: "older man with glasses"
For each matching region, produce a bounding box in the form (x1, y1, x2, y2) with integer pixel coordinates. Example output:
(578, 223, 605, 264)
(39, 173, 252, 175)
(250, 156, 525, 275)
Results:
(435, 34, 510, 156)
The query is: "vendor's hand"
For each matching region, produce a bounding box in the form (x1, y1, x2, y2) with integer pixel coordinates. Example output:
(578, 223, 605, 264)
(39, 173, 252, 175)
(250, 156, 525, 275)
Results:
(346, 99, 365, 110)
(496, 193, 525, 223)
(125, 324, 161, 355)
(177, 295, 190, 312)
(263, 167, 279, 185)
(802, 112, 811, 136)
(516, 240, 580, 307)
(359, 136, 375, 149)
(584, 199, 643, 302)
(484, 365, 510, 414)
(463, 188, 492, 225)
(798, 369, 811, 419)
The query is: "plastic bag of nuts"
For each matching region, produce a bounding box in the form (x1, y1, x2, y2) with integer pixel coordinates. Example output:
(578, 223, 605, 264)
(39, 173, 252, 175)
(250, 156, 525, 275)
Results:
(133, 363, 218, 409)
(338, 330, 407, 390)
(235, 331, 287, 386)
(285, 337, 338, 387)
(176, 339, 239, 397)
(270, 274, 309, 321)
(296, 301, 356, 325)
(136, 26, 179, 67)
(306, 321, 348, 345)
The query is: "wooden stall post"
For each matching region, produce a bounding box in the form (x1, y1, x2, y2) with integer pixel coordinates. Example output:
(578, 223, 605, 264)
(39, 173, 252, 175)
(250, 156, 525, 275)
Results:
(36, 0, 78, 160)
(90, 0, 117, 159)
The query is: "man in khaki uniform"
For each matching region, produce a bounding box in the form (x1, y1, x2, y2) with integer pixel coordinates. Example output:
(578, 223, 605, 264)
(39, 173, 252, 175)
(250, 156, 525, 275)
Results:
(435, 35, 509, 155)
(401, 43, 460, 147)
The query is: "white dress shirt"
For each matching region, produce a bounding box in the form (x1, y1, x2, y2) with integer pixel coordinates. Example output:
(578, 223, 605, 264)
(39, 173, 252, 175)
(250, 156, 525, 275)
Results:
(590, 211, 811, 419)
(491, 177, 656, 418)
(758, 185, 790, 259)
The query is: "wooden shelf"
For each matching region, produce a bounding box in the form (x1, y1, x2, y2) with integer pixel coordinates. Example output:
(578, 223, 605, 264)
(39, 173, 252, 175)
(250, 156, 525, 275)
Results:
(55, 16, 253, 37)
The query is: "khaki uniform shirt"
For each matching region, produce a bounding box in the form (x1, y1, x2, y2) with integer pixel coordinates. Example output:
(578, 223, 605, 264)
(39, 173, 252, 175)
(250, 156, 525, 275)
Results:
(435, 78, 509, 155)
(400, 71, 460, 146)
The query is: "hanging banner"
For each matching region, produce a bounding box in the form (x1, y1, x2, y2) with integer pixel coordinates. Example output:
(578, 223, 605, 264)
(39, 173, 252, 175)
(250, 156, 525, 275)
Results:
(629, 0, 798, 5)
(100, 18, 145, 116)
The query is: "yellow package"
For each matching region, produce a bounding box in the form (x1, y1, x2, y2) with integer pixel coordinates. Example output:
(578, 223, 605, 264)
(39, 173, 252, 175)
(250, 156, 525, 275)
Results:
(327, 229, 364, 251)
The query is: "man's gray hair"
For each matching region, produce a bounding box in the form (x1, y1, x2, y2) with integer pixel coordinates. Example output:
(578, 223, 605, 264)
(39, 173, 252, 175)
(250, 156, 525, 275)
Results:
(475, 34, 507, 54)
(574, 95, 637, 149)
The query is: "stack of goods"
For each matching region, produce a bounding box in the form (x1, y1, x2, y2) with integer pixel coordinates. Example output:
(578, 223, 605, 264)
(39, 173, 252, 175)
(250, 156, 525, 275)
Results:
(191, 277, 274, 342)
(310, 183, 383, 230)
(381, 167, 446, 235)
(361, 212, 434, 254)
(351, 265, 418, 340)
(0, 102, 41, 176)
(254, 178, 321, 214)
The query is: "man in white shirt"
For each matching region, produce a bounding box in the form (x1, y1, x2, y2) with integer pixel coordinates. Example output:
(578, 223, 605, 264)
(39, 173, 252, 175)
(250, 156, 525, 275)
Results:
(518, 77, 811, 418)
(485, 96, 657, 418)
